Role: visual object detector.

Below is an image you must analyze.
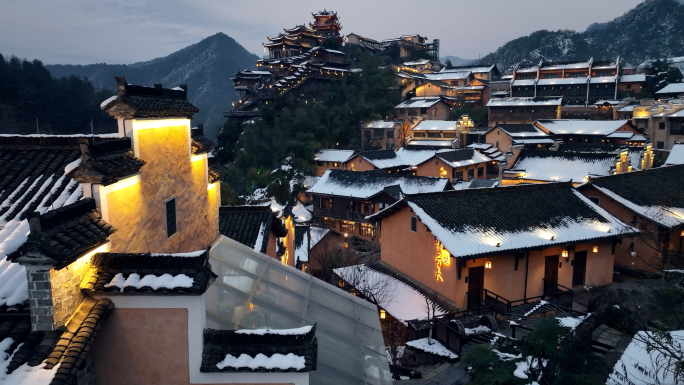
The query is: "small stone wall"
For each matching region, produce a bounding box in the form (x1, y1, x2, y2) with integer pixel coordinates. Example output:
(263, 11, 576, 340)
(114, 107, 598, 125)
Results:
(50, 260, 89, 328)
(25, 259, 90, 331)
(76, 354, 97, 385)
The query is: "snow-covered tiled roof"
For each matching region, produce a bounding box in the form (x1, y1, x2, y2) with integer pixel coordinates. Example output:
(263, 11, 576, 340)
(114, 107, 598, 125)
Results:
(423, 71, 471, 81)
(512, 138, 556, 145)
(618, 105, 635, 112)
(497, 124, 549, 138)
(537, 77, 588, 86)
(440, 65, 495, 74)
(587, 165, 684, 228)
(667, 109, 684, 118)
(666, 144, 684, 165)
(402, 59, 430, 66)
(436, 149, 491, 168)
(605, 132, 636, 139)
(620, 74, 647, 83)
(315, 149, 355, 163)
(0, 137, 95, 310)
(541, 61, 591, 70)
(334, 264, 446, 323)
(371, 183, 633, 259)
(510, 150, 616, 183)
(656, 83, 684, 94)
(395, 97, 444, 109)
(590, 76, 618, 84)
(411, 120, 457, 131)
(486, 97, 562, 107)
(307, 170, 450, 199)
(535, 120, 630, 136)
(511, 79, 537, 87)
(406, 140, 453, 147)
(365, 120, 395, 129)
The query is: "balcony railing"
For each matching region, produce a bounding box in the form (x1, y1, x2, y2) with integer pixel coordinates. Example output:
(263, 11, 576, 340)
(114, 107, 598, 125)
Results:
(313, 207, 370, 222)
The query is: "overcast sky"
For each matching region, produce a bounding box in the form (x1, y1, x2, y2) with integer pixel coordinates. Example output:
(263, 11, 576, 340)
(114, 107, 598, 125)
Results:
(0, 0, 644, 65)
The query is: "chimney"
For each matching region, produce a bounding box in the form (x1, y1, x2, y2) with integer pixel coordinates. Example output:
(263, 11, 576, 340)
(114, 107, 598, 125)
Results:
(115, 76, 127, 96)
(154, 83, 163, 89)
(180, 84, 188, 98)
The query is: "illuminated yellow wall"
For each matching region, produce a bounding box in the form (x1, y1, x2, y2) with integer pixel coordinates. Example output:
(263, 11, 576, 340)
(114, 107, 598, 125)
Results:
(106, 121, 218, 253)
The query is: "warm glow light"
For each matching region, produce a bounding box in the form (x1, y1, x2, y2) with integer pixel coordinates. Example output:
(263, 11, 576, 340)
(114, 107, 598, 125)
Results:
(380, 310, 386, 319)
(562, 250, 568, 258)
(593, 246, 599, 253)
(485, 261, 492, 269)
(132, 118, 189, 130)
(71, 243, 110, 270)
(207, 182, 217, 191)
(191, 154, 206, 163)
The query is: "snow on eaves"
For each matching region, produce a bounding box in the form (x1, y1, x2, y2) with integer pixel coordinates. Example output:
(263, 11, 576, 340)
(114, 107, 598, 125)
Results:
(307, 170, 449, 199)
(592, 185, 684, 228)
(104, 273, 194, 291)
(536, 119, 629, 136)
(406, 190, 634, 259)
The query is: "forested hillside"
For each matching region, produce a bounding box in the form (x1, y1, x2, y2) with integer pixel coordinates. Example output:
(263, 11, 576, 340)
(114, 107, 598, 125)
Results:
(480, 0, 684, 72)
(215, 54, 402, 199)
(0, 54, 115, 135)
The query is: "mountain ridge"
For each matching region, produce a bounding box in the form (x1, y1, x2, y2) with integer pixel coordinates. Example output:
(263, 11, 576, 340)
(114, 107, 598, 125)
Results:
(47, 32, 258, 138)
(479, 0, 684, 72)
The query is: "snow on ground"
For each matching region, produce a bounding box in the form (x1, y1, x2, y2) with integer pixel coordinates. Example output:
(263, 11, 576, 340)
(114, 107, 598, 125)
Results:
(465, 325, 491, 335)
(523, 301, 548, 317)
(406, 338, 458, 359)
(607, 330, 684, 385)
(104, 273, 194, 291)
(334, 264, 445, 323)
(556, 314, 590, 330)
(235, 326, 313, 335)
(216, 353, 305, 371)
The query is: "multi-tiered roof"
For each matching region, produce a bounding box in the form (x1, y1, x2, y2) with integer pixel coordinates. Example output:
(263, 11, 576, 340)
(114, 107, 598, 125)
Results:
(310, 10, 342, 41)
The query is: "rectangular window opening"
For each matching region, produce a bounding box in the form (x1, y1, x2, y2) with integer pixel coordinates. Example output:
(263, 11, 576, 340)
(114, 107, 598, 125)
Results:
(166, 197, 177, 237)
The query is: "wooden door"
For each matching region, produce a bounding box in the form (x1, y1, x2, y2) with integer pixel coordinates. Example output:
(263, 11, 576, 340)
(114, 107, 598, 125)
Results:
(573, 251, 587, 286)
(468, 266, 485, 306)
(545, 255, 559, 284)
(544, 255, 559, 296)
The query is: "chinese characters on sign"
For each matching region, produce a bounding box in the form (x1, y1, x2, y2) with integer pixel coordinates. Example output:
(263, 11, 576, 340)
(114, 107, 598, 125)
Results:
(435, 241, 450, 281)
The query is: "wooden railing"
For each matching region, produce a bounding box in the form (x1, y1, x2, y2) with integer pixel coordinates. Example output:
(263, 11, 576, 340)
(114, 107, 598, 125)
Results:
(542, 279, 574, 308)
(313, 207, 370, 222)
(484, 289, 514, 317)
(433, 318, 463, 356)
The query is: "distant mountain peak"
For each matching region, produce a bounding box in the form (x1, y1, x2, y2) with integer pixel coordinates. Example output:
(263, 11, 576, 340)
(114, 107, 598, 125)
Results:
(46, 33, 258, 139)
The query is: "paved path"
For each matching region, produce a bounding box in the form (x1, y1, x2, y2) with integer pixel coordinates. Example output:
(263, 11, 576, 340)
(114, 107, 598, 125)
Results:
(395, 362, 469, 385)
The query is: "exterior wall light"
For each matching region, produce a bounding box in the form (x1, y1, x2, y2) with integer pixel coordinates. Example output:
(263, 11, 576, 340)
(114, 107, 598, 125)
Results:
(593, 246, 599, 253)
(485, 261, 492, 269)
(380, 309, 386, 319)
(562, 250, 569, 260)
